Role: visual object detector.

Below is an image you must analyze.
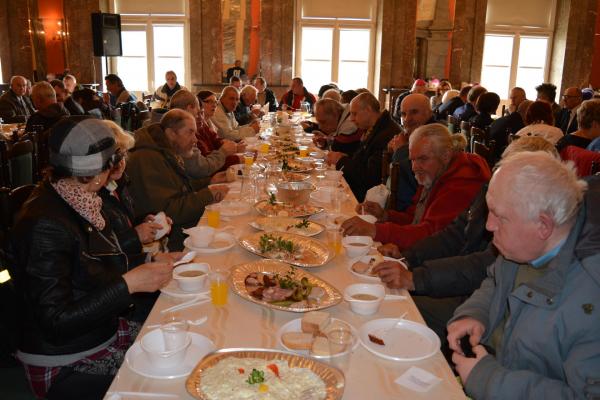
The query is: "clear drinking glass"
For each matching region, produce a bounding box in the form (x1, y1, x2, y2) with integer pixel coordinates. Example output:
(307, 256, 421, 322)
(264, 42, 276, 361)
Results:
(160, 315, 189, 351)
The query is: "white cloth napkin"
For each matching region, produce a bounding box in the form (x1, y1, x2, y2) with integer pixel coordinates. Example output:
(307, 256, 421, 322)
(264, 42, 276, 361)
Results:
(365, 184, 389, 208)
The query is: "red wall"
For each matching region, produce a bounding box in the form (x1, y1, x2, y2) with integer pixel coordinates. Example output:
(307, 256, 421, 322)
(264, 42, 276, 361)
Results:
(38, 0, 65, 75)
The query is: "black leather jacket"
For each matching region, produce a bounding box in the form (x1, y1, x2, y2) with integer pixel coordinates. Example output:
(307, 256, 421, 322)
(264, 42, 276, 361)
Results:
(99, 175, 144, 260)
(8, 181, 133, 355)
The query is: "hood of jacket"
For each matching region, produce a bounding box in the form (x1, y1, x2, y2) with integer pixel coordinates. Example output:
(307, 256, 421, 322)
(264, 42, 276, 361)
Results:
(437, 151, 491, 187)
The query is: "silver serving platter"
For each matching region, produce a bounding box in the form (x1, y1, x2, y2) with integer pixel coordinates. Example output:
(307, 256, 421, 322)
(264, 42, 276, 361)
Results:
(254, 200, 324, 218)
(239, 231, 332, 268)
(186, 348, 345, 400)
(230, 260, 342, 312)
(249, 216, 325, 237)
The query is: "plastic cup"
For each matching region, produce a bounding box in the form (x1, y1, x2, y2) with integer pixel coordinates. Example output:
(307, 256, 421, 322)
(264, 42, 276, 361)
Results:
(327, 228, 343, 256)
(298, 146, 309, 157)
(330, 189, 342, 213)
(244, 152, 254, 167)
(160, 315, 189, 351)
(327, 328, 354, 372)
(205, 204, 220, 228)
(209, 269, 230, 306)
(259, 142, 270, 153)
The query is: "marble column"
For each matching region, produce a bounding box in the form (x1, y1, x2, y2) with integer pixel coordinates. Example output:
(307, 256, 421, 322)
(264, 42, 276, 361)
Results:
(377, 0, 418, 101)
(189, 0, 223, 85)
(550, 0, 598, 92)
(1, 0, 38, 81)
(449, 0, 487, 87)
(63, 0, 102, 84)
(259, 0, 294, 87)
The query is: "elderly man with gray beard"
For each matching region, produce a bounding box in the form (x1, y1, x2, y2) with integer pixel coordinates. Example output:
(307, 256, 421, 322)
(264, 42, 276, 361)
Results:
(342, 123, 491, 251)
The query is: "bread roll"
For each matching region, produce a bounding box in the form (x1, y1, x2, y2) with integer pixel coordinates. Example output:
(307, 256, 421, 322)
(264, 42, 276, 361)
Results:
(310, 336, 330, 356)
(281, 332, 313, 350)
(301, 311, 331, 334)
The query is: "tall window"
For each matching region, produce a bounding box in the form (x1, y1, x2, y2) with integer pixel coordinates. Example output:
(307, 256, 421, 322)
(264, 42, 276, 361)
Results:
(482, 0, 555, 100)
(481, 34, 549, 100)
(111, 0, 188, 94)
(295, 0, 377, 94)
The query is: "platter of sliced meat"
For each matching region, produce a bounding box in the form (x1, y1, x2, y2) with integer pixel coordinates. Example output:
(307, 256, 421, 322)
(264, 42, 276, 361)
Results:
(230, 260, 342, 312)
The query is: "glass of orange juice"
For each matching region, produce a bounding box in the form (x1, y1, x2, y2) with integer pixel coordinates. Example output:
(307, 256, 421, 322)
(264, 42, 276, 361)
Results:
(205, 204, 220, 228)
(259, 142, 270, 154)
(298, 146, 308, 158)
(209, 268, 230, 306)
(327, 228, 343, 256)
(244, 151, 255, 167)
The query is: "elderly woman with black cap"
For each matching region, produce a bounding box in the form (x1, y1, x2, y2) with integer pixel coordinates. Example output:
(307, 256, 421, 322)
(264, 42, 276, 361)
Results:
(8, 117, 176, 399)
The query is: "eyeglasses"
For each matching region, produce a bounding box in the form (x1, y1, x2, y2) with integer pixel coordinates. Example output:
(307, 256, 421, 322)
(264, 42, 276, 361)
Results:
(104, 149, 126, 170)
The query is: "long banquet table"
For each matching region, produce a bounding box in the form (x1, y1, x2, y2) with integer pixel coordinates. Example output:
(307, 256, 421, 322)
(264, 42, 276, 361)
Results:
(106, 175, 467, 399)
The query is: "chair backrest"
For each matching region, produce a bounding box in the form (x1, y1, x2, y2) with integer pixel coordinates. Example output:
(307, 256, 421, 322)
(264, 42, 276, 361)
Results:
(381, 150, 392, 184)
(0, 184, 35, 234)
(592, 160, 600, 176)
(472, 140, 496, 169)
(386, 161, 400, 210)
(559, 145, 600, 177)
(8, 140, 34, 188)
(447, 115, 458, 133)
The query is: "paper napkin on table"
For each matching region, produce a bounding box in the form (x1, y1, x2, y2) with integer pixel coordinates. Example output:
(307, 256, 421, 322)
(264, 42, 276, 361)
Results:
(395, 366, 442, 392)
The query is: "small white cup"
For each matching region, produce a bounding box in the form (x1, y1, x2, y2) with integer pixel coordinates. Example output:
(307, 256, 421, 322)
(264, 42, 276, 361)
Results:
(141, 327, 190, 368)
(173, 263, 210, 292)
(344, 283, 385, 315)
(357, 214, 377, 224)
(187, 226, 215, 248)
(342, 235, 373, 258)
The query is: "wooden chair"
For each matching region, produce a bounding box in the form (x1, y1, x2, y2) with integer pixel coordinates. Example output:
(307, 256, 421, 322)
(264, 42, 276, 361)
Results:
(447, 115, 458, 134)
(0, 184, 35, 233)
(386, 161, 400, 211)
(381, 150, 392, 184)
(470, 126, 488, 151)
(0, 140, 34, 189)
(592, 160, 600, 175)
(472, 140, 496, 169)
(460, 121, 471, 150)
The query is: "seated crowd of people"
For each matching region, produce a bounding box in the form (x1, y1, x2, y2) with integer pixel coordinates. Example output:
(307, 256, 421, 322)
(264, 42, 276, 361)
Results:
(0, 66, 599, 400)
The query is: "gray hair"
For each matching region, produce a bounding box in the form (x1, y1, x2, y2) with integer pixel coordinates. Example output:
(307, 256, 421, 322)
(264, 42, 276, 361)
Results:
(315, 98, 344, 118)
(221, 85, 240, 98)
(169, 89, 197, 110)
(496, 152, 587, 225)
(31, 81, 56, 103)
(350, 92, 380, 112)
(322, 88, 342, 102)
(576, 99, 600, 130)
(409, 123, 467, 154)
(240, 85, 258, 98)
(501, 136, 559, 160)
(160, 108, 194, 132)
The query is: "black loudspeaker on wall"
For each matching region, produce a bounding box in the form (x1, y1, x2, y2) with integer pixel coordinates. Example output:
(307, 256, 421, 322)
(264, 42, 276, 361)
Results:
(91, 13, 122, 57)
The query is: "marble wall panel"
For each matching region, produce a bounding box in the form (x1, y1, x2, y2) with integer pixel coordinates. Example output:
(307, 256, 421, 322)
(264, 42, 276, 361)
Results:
(63, 0, 102, 84)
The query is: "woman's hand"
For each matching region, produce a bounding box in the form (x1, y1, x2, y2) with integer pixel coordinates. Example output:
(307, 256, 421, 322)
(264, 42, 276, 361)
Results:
(123, 261, 173, 293)
(135, 221, 163, 244)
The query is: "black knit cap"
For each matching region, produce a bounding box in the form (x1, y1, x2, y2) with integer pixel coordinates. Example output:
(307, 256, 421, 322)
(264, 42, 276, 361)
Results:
(48, 116, 117, 177)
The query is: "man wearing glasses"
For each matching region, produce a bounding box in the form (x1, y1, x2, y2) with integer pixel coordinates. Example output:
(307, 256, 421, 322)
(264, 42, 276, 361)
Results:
(557, 87, 583, 135)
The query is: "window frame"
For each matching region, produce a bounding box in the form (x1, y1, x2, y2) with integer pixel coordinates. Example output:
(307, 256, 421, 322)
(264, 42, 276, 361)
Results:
(107, 3, 190, 95)
(483, 3, 555, 101)
(294, 1, 378, 93)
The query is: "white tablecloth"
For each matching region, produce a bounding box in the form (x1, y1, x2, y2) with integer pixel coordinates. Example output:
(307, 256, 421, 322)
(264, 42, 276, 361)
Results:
(106, 177, 466, 399)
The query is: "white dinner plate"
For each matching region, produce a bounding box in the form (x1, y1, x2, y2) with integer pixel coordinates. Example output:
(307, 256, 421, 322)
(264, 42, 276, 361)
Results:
(183, 233, 236, 254)
(276, 317, 360, 359)
(218, 200, 252, 217)
(125, 332, 216, 379)
(160, 278, 210, 299)
(358, 318, 440, 362)
(347, 255, 404, 282)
